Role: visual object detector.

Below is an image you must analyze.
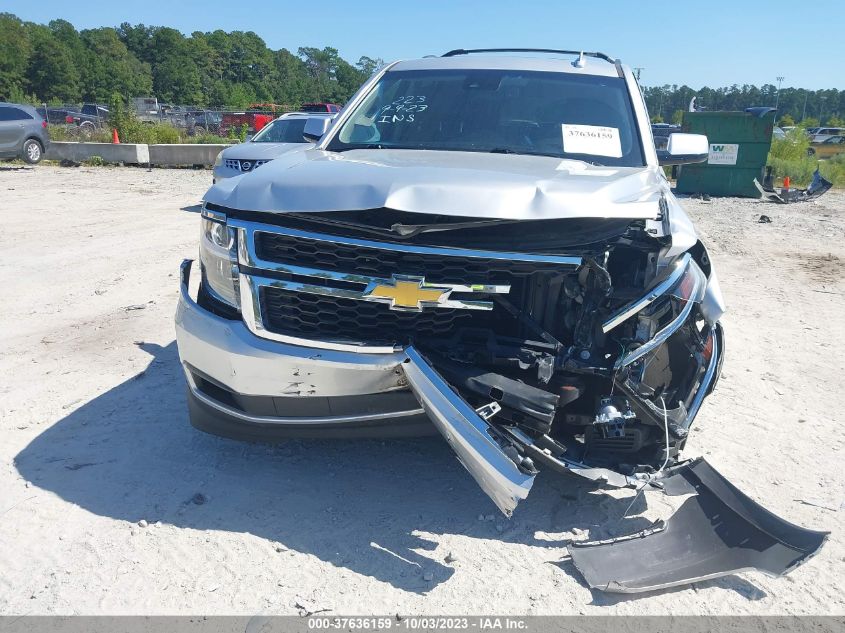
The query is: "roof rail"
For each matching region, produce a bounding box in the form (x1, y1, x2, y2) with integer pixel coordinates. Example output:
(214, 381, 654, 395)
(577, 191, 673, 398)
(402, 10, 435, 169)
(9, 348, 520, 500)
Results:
(442, 48, 617, 64)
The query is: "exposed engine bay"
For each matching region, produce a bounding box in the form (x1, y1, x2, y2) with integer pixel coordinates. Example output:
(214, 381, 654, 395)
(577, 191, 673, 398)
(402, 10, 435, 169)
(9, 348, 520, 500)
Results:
(274, 207, 722, 495)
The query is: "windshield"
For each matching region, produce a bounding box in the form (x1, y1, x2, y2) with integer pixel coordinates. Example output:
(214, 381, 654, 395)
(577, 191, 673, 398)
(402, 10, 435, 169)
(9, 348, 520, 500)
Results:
(251, 117, 310, 143)
(326, 69, 644, 166)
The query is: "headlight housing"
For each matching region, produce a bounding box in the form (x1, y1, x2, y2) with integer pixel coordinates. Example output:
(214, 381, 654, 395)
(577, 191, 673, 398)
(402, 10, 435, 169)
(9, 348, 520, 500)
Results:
(199, 206, 239, 309)
(213, 151, 223, 167)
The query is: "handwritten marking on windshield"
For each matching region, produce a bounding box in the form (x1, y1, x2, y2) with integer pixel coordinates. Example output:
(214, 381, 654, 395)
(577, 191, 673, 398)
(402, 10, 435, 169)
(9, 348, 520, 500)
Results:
(378, 96, 428, 124)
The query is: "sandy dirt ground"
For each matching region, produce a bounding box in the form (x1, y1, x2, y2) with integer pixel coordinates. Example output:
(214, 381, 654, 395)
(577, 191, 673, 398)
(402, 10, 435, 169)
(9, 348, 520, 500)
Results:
(0, 164, 843, 615)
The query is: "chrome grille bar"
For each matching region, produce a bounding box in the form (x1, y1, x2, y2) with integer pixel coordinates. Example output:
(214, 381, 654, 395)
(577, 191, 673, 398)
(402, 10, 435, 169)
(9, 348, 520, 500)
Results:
(230, 219, 583, 267)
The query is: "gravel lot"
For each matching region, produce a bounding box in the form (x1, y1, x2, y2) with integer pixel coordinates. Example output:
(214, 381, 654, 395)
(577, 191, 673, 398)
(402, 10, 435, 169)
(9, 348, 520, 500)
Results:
(1, 165, 843, 615)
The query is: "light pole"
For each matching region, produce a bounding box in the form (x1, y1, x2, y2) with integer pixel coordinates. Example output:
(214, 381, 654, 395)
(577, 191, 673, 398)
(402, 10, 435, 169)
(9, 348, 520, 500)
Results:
(775, 76, 784, 112)
(801, 91, 808, 121)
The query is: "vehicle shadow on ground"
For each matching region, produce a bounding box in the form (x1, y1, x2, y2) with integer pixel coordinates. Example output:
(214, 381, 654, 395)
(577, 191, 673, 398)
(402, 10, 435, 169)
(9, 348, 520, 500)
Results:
(13, 341, 759, 598)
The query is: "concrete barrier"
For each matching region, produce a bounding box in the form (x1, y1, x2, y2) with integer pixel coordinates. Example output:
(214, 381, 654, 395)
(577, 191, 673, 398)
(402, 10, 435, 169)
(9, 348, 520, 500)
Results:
(45, 142, 232, 167)
(46, 141, 150, 164)
(148, 144, 229, 167)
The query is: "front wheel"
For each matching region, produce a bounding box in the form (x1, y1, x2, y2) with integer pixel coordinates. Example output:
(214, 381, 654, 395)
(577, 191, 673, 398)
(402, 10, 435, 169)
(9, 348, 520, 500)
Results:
(79, 121, 95, 139)
(22, 139, 43, 164)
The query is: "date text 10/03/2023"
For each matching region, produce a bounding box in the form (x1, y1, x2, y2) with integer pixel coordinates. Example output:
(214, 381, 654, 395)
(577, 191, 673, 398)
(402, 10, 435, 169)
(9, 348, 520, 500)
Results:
(307, 617, 528, 630)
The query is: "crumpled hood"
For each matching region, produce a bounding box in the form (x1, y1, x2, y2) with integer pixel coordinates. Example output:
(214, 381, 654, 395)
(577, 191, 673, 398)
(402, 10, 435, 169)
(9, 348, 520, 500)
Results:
(205, 148, 666, 220)
(220, 142, 307, 161)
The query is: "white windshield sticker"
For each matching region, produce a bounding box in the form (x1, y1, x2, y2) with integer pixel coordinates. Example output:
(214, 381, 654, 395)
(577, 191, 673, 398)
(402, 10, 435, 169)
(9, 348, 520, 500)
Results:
(561, 124, 622, 158)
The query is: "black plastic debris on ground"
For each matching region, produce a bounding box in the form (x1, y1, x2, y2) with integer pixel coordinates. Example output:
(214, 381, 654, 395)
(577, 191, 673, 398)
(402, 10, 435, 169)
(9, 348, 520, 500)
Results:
(567, 458, 829, 593)
(754, 169, 833, 204)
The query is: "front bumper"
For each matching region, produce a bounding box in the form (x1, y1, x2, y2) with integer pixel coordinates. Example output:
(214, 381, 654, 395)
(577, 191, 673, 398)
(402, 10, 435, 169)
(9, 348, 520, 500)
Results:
(175, 260, 431, 438)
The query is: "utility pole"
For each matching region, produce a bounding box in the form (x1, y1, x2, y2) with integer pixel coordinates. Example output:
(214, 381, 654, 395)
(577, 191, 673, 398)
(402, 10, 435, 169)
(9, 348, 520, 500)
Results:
(801, 91, 808, 121)
(775, 76, 784, 112)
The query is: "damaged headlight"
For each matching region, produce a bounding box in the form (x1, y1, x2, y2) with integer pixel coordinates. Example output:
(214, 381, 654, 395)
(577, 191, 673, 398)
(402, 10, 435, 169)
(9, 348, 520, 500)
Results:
(199, 206, 239, 309)
(607, 254, 707, 369)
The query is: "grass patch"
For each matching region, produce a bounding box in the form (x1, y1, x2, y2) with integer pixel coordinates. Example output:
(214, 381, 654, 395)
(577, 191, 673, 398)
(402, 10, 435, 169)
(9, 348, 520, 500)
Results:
(768, 154, 845, 188)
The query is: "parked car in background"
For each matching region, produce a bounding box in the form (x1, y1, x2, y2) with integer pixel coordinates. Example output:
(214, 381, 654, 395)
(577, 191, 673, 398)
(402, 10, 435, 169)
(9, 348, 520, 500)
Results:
(808, 127, 845, 143)
(186, 110, 223, 136)
(212, 112, 334, 181)
(63, 103, 109, 136)
(0, 103, 50, 164)
(651, 123, 680, 150)
(35, 106, 76, 125)
(219, 104, 290, 136)
(301, 102, 342, 113)
(808, 135, 845, 158)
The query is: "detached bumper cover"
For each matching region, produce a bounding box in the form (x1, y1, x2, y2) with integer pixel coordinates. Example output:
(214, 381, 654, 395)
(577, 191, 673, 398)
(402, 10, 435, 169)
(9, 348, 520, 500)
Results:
(568, 458, 830, 593)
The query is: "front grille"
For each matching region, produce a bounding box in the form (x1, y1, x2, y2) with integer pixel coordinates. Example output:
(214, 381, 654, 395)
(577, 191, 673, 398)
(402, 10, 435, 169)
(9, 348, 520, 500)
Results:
(224, 158, 269, 172)
(262, 287, 488, 344)
(256, 232, 563, 284)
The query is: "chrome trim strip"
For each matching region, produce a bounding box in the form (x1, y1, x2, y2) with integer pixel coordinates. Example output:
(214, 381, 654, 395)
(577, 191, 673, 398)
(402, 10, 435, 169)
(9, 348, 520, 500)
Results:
(238, 271, 400, 354)
(615, 262, 704, 368)
(602, 253, 691, 333)
(201, 206, 227, 223)
(186, 370, 425, 425)
(230, 219, 583, 267)
(683, 326, 720, 429)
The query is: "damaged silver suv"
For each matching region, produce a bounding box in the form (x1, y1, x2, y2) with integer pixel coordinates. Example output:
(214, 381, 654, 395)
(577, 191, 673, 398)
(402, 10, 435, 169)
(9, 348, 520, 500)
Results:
(175, 49, 827, 592)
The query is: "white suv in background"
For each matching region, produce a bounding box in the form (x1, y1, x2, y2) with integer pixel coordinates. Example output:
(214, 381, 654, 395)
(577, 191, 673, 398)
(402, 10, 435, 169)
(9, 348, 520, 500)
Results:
(808, 127, 845, 143)
(212, 112, 335, 181)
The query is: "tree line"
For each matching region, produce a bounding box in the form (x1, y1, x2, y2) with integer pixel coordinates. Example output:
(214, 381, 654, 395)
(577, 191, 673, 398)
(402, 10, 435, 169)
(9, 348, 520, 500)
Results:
(643, 84, 844, 127)
(1, 11, 843, 125)
(0, 12, 381, 108)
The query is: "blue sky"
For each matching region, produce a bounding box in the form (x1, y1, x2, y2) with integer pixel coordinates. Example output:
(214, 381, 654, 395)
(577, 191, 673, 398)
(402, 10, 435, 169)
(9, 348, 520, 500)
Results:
(6, 0, 843, 90)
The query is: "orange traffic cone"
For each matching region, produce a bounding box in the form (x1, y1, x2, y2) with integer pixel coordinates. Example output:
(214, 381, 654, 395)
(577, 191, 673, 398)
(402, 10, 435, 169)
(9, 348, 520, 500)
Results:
(112, 128, 120, 144)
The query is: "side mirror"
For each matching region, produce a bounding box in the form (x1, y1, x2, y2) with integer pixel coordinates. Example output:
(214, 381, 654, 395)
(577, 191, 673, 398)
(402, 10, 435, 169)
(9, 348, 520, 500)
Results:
(657, 133, 709, 166)
(303, 117, 331, 143)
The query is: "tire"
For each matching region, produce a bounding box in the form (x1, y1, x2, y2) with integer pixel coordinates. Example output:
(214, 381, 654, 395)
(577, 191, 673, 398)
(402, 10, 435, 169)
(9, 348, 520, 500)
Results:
(79, 121, 95, 139)
(807, 147, 816, 157)
(21, 139, 43, 164)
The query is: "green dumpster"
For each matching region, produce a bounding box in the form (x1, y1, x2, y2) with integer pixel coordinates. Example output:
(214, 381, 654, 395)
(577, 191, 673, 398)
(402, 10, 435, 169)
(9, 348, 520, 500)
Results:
(675, 109, 775, 198)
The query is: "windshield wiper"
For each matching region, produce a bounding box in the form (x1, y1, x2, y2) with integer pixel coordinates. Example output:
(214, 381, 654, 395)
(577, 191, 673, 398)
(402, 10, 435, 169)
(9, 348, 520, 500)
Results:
(332, 143, 385, 152)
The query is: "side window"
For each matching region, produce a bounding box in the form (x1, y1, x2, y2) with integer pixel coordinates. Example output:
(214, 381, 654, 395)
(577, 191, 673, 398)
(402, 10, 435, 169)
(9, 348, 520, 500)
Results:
(5, 107, 32, 121)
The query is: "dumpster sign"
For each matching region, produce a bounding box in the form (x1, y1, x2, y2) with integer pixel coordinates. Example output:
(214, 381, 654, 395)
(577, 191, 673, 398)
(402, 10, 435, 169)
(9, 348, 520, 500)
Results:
(708, 143, 739, 165)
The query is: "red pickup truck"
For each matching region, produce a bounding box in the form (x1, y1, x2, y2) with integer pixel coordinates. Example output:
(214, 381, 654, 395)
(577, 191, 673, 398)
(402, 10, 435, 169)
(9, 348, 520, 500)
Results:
(220, 104, 291, 136)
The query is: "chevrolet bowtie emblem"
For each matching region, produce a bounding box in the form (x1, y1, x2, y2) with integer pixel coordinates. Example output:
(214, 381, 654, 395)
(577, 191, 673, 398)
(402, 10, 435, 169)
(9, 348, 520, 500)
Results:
(364, 276, 450, 311)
